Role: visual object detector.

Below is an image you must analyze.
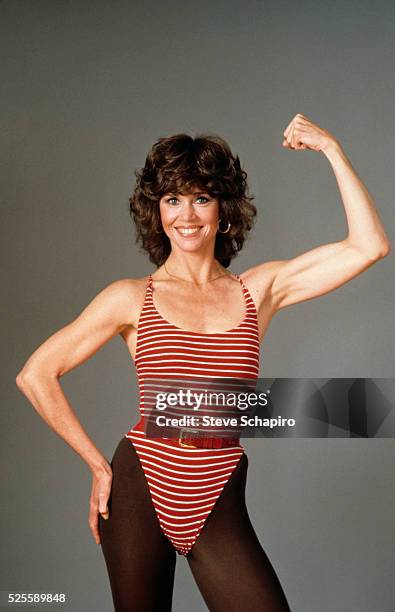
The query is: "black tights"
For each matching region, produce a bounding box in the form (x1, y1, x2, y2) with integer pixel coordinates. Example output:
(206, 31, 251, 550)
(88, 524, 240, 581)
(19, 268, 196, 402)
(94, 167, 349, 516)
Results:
(99, 438, 291, 612)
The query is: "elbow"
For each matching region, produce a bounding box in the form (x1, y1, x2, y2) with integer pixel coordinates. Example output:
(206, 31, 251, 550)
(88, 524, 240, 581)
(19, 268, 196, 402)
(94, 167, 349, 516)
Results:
(347, 236, 391, 260)
(361, 240, 391, 261)
(373, 240, 391, 259)
(15, 367, 47, 392)
(376, 231, 391, 258)
(380, 241, 391, 257)
(15, 368, 34, 392)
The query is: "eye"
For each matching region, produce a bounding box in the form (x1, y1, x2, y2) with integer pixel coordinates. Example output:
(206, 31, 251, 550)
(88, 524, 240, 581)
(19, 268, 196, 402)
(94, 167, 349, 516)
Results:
(165, 195, 210, 205)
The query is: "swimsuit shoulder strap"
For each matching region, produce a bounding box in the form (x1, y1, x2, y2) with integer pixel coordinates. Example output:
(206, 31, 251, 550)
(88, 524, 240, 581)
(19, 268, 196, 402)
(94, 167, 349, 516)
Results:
(233, 272, 247, 292)
(139, 273, 153, 311)
(233, 273, 258, 316)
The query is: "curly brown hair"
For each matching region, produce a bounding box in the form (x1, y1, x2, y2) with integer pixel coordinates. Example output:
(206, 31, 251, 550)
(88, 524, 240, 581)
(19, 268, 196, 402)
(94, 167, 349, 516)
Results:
(128, 133, 257, 268)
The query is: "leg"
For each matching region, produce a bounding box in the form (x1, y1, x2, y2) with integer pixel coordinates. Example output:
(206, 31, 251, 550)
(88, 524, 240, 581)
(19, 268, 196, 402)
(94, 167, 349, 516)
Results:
(186, 453, 291, 612)
(99, 438, 177, 612)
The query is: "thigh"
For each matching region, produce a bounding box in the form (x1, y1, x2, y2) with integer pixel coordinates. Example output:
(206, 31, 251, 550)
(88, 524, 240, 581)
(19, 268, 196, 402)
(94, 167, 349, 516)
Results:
(99, 437, 177, 612)
(186, 453, 291, 612)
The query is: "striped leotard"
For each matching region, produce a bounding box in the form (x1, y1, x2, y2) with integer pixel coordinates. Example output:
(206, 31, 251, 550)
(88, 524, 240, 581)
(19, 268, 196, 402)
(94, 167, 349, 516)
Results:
(124, 272, 260, 556)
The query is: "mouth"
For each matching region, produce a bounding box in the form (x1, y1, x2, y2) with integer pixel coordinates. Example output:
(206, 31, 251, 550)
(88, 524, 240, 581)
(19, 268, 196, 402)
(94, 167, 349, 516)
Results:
(174, 226, 203, 237)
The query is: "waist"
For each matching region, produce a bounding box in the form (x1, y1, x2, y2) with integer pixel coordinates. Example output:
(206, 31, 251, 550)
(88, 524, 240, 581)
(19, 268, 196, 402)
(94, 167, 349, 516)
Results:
(128, 418, 242, 449)
(168, 426, 240, 449)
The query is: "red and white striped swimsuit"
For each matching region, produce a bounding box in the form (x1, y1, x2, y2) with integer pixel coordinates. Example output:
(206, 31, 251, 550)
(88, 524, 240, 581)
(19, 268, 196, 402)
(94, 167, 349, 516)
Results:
(124, 272, 260, 556)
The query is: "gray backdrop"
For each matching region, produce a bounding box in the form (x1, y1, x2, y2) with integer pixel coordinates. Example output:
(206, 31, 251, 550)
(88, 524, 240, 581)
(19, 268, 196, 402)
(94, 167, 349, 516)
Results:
(2, 0, 394, 610)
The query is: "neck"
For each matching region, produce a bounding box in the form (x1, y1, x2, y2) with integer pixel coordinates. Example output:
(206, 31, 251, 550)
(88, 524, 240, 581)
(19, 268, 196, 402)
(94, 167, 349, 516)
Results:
(162, 255, 227, 284)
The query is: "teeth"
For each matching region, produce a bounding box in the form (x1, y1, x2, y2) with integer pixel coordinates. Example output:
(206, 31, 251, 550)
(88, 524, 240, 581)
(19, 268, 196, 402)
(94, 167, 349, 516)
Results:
(177, 227, 201, 235)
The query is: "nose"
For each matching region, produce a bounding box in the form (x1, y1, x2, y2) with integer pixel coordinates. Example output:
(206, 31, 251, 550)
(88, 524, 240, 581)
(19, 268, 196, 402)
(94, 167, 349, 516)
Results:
(178, 201, 199, 221)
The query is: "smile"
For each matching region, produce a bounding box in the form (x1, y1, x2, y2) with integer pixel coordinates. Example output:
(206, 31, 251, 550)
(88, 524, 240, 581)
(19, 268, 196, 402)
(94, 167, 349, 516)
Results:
(175, 226, 203, 236)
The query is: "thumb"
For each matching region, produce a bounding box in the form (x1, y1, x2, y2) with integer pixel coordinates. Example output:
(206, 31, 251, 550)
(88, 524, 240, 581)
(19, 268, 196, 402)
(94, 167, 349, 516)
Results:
(99, 502, 110, 520)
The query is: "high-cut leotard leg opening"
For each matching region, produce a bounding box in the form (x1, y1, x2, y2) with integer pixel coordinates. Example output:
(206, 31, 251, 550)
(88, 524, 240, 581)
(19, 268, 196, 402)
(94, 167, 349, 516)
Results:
(185, 452, 292, 612)
(98, 438, 177, 612)
(99, 438, 291, 612)
(127, 431, 246, 557)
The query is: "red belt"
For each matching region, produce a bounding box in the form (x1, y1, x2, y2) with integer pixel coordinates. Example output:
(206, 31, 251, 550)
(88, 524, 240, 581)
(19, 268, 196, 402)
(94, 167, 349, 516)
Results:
(177, 427, 240, 449)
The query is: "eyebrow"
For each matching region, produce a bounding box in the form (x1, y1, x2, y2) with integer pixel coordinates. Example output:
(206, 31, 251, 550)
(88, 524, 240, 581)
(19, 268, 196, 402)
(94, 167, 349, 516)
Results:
(167, 191, 209, 196)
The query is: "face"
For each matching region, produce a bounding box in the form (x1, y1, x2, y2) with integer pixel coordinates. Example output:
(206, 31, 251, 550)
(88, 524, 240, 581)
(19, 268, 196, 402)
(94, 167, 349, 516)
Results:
(158, 188, 220, 250)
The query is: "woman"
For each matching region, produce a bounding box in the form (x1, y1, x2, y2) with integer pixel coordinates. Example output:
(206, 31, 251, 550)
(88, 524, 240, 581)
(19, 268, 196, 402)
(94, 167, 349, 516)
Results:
(16, 113, 390, 612)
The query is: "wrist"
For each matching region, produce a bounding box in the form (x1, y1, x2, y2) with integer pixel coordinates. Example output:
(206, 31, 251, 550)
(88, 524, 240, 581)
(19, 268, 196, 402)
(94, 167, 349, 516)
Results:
(89, 456, 112, 477)
(321, 138, 346, 164)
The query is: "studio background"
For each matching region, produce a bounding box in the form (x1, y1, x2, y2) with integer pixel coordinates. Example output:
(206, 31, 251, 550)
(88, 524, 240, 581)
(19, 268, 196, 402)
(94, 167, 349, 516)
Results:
(2, 1, 394, 610)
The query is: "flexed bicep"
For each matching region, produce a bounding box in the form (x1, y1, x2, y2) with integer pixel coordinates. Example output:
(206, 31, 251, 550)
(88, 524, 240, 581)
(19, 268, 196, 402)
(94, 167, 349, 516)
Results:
(270, 240, 387, 311)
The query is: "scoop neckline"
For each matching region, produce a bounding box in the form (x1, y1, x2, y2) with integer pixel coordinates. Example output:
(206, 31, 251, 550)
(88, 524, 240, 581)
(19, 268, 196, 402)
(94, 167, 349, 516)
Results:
(148, 273, 248, 336)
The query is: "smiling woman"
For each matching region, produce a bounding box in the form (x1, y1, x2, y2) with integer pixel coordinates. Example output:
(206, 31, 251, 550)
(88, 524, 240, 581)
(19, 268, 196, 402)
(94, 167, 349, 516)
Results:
(128, 133, 257, 267)
(168, 200, 209, 237)
(159, 188, 220, 250)
(16, 118, 390, 612)
(163, 193, 209, 236)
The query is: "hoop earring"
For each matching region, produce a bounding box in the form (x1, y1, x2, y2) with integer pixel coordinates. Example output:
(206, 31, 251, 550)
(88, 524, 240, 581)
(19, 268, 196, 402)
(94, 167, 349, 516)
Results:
(154, 226, 163, 234)
(217, 218, 231, 234)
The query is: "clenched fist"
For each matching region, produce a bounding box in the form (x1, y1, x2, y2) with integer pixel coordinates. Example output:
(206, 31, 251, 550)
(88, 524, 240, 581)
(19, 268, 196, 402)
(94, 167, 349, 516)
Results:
(282, 113, 338, 153)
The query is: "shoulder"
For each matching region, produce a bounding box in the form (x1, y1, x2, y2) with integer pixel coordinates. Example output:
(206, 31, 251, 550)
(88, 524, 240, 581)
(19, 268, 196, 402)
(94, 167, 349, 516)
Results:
(97, 276, 146, 301)
(93, 276, 150, 328)
(238, 261, 286, 311)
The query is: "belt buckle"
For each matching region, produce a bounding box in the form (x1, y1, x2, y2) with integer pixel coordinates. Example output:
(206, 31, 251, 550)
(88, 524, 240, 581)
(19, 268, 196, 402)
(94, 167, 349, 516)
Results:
(178, 427, 200, 448)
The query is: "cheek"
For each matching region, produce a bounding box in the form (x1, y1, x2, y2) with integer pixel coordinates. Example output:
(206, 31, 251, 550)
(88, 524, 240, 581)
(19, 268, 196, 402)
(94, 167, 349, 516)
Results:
(207, 212, 219, 226)
(159, 206, 175, 226)
(199, 205, 219, 223)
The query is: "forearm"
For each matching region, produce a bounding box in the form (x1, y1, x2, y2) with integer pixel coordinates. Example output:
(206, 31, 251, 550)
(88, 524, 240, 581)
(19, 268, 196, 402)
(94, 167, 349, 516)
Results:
(322, 140, 391, 257)
(17, 373, 110, 476)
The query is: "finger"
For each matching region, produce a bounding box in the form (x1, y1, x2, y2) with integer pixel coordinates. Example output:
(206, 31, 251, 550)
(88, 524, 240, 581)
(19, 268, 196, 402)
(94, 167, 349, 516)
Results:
(283, 115, 296, 139)
(98, 490, 110, 518)
(89, 511, 101, 545)
(290, 125, 299, 148)
(283, 126, 291, 142)
(294, 130, 305, 149)
(296, 112, 310, 124)
(291, 126, 298, 148)
(295, 125, 311, 148)
(285, 122, 294, 147)
(283, 122, 292, 139)
(285, 113, 306, 137)
(296, 128, 314, 149)
(292, 119, 305, 148)
(292, 117, 307, 148)
(295, 138, 309, 150)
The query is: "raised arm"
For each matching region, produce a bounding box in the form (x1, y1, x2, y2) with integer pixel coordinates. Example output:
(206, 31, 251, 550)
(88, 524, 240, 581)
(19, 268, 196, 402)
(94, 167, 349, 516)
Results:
(254, 114, 391, 311)
(15, 278, 137, 543)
